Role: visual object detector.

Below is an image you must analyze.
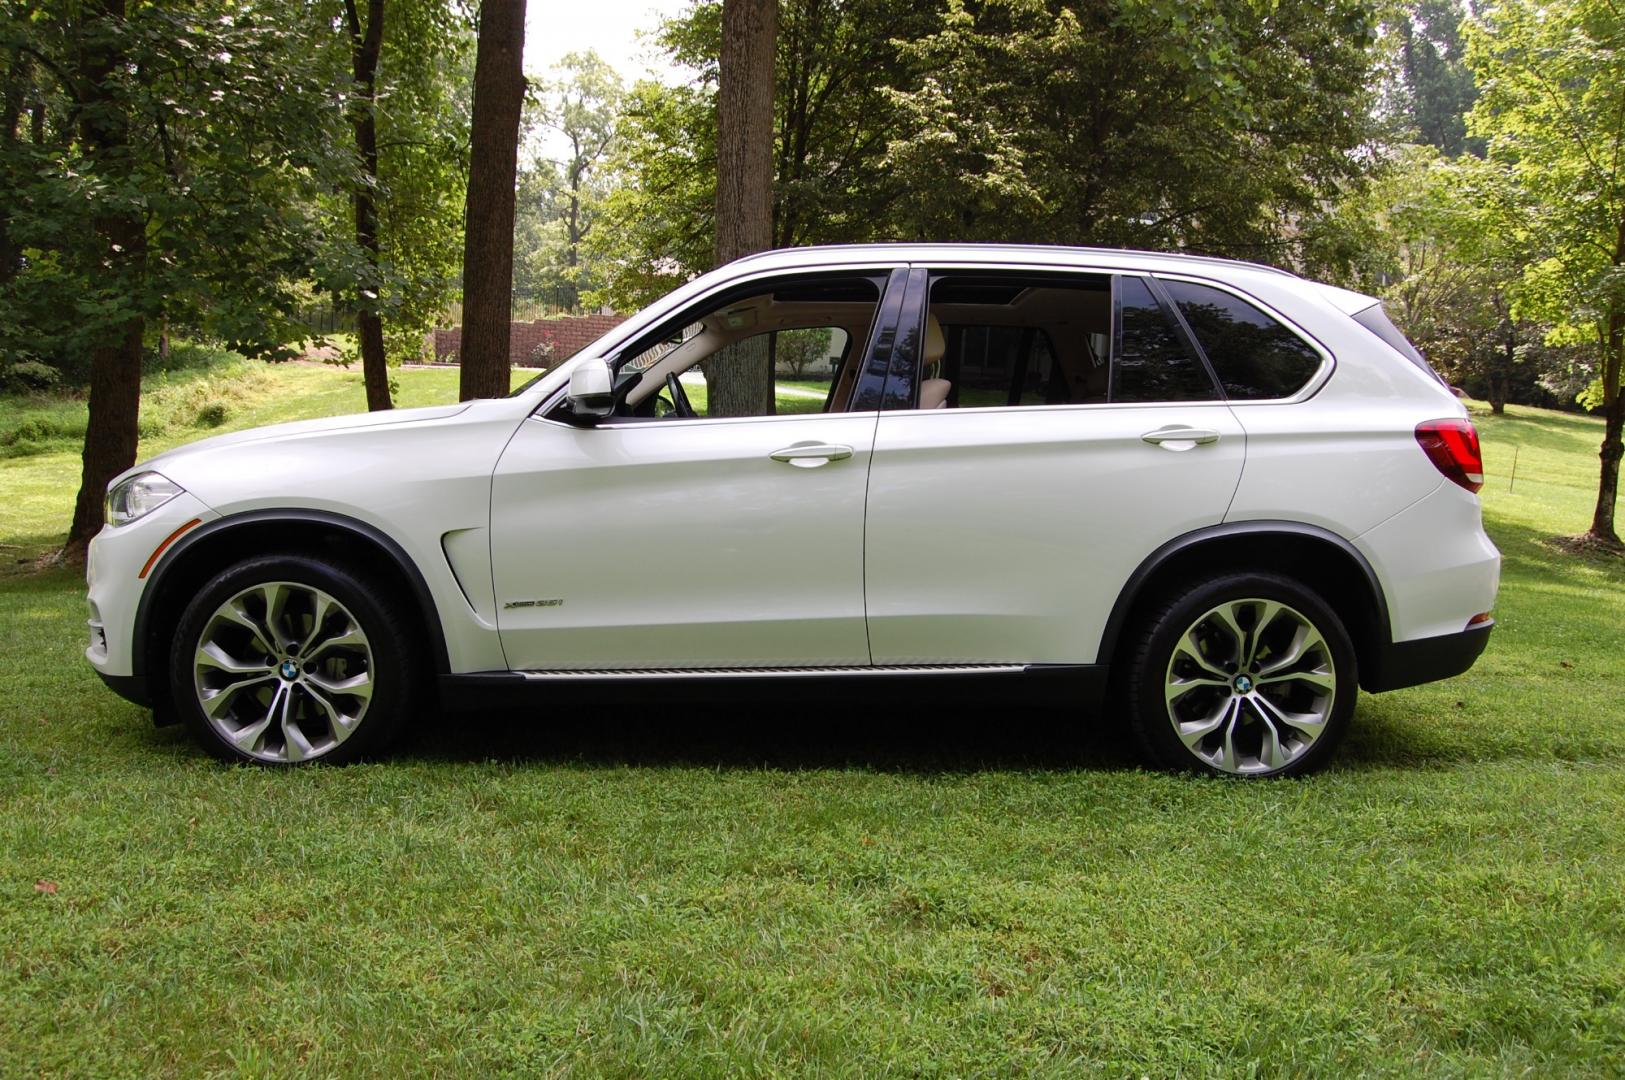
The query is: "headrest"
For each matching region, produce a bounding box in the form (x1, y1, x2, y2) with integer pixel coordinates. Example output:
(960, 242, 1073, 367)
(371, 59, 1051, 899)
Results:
(924, 314, 945, 366)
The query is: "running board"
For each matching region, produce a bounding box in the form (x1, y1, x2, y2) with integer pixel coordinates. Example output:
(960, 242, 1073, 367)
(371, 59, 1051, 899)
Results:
(512, 664, 1027, 680)
(438, 663, 1108, 711)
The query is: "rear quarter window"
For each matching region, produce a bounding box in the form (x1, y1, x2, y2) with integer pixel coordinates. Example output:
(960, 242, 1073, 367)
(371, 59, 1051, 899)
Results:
(1161, 280, 1323, 400)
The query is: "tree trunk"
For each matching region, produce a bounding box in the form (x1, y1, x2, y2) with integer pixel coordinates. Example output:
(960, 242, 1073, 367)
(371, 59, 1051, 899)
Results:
(66, 0, 146, 559)
(1588, 310, 1622, 545)
(705, 0, 777, 418)
(458, 0, 527, 401)
(345, 0, 392, 411)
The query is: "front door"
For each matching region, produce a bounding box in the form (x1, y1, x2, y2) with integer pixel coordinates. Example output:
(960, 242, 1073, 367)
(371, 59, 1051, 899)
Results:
(489, 267, 903, 671)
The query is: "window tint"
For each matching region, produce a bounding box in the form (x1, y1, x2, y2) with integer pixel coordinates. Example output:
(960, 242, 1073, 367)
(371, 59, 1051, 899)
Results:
(1163, 280, 1322, 400)
(1114, 276, 1217, 403)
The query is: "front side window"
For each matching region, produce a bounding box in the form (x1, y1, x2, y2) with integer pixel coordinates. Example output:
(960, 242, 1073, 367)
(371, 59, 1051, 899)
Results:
(1161, 279, 1323, 400)
(591, 275, 882, 421)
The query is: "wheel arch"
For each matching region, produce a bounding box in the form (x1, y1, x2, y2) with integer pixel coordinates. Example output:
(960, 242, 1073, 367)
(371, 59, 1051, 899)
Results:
(1100, 521, 1391, 688)
(132, 510, 451, 710)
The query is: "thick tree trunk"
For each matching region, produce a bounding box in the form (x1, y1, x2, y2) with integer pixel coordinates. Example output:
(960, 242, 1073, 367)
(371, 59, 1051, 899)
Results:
(345, 0, 392, 411)
(1588, 311, 1622, 545)
(66, 0, 147, 560)
(705, 0, 777, 418)
(458, 0, 527, 401)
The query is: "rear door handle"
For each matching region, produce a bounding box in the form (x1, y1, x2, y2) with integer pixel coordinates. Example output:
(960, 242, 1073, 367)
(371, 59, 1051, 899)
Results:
(769, 442, 854, 467)
(1141, 426, 1220, 450)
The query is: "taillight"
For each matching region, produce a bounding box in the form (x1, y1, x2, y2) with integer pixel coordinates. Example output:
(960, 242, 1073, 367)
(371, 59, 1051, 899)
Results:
(1415, 419, 1484, 493)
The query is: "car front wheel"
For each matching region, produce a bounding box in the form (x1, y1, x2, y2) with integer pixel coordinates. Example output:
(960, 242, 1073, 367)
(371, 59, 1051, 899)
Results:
(1125, 572, 1357, 778)
(169, 554, 418, 764)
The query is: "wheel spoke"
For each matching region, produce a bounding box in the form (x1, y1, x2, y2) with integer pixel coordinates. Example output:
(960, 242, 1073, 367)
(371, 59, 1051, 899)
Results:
(278, 687, 315, 762)
(306, 669, 372, 702)
(1252, 690, 1327, 740)
(293, 592, 336, 658)
(201, 673, 275, 718)
(196, 641, 274, 677)
(1218, 705, 1242, 773)
(1240, 600, 1283, 669)
(1255, 705, 1286, 770)
(1255, 623, 1326, 678)
(1177, 695, 1240, 749)
(1166, 672, 1230, 706)
(301, 682, 360, 741)
(1257, 668, 1335, 693)
(304, 619, 364, 659)
(259, 583, 295, 653)
(1175, 631, 1232, 680)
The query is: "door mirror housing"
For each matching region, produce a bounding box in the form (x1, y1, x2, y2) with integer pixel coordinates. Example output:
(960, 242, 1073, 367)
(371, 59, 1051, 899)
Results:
(567, 357, 615, 419)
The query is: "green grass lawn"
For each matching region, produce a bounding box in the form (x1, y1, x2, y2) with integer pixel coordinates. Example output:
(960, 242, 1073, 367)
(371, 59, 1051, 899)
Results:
(1, 358, 1623, 1075)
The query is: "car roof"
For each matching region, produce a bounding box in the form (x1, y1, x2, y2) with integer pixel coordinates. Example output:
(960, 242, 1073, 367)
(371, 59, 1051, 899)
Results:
(723, 243, 1378, 315)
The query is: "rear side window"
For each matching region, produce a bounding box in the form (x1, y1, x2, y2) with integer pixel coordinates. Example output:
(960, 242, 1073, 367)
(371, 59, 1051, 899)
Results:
(1162, 280, 1322, 400)
(1353, 303, 1446, 385)
(1114, 276, 1218, 403)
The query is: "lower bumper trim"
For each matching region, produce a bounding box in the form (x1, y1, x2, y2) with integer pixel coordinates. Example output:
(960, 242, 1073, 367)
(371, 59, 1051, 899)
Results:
(1362, 621, 1493, 693)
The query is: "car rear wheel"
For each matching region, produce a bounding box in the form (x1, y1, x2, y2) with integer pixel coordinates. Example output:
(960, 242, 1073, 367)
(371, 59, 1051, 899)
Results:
(1124, 572, 1357, 778)
(169, 554, 419, 764)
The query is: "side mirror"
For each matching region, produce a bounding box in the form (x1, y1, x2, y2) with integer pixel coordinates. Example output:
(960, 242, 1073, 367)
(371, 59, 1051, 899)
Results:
(567, 357, 615, 419)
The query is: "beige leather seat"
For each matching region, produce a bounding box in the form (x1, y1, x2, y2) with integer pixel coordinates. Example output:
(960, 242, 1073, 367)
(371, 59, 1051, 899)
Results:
(918, 314, 951, 409)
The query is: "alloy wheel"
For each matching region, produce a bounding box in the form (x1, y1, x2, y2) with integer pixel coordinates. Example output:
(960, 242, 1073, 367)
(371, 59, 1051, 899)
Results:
(191, 581, 374, 763)
(1163, 597, 1336, 775)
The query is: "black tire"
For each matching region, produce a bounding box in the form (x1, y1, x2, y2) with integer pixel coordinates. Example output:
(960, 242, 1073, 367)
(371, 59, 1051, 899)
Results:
(1123, 571, 1357, 778)
(169, 553, 421, 765)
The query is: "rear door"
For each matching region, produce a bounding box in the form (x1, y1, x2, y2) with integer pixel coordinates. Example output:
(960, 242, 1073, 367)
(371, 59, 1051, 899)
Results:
(863, 269, 1246, 666)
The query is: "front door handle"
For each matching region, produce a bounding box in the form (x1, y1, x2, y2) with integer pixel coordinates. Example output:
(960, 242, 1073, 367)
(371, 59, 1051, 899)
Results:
(769, 442, 854, 467)
(1141, 426, 1220, 450)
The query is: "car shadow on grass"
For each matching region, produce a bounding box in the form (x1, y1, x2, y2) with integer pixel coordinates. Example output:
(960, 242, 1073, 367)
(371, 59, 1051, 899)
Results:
(404, 701, 1145, 774)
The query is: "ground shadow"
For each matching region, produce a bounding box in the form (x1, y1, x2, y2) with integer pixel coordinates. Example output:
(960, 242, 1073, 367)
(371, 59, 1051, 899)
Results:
(402, 700, 1143, 774)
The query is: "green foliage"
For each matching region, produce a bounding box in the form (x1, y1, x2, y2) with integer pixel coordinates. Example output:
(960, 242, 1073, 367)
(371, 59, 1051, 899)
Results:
(1466, 0, 1625, 394)
(362, 0, 474, 364)
(514, 51, 624, 312)
(594, 0, 1386, 308)
(1381, 0, 1481, 156)
(0, 0, 363, 378)
(590, 0, 940, 309)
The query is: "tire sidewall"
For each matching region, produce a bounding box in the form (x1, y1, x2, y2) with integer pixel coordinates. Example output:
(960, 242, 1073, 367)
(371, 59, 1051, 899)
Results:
(1129, 572, 1358, 778)
(169, 554, 415, 765)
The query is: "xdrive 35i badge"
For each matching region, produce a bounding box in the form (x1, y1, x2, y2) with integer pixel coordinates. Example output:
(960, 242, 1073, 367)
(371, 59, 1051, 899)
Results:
(503, 598, 564, 609)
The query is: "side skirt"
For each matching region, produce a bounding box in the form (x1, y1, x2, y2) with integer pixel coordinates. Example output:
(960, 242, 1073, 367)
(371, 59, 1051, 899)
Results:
(438, 664, 1109, 713)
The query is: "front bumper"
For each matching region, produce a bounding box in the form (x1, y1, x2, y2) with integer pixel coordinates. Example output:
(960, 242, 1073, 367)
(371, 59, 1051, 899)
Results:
(85, 493, 217, 679)
(1361, 620, 1493, 693)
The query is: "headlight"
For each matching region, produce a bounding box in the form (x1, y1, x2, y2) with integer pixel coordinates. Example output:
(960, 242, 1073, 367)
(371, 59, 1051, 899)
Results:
(106, 472, 184, 527)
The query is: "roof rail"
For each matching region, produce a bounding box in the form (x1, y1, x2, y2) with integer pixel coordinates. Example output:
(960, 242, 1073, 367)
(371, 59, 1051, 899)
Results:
(727, 242, 1299, 279)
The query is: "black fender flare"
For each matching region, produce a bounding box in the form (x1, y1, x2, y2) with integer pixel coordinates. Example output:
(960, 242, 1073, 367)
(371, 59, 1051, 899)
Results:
(131, 508, 452, 678)
(1096, 519, 1392, 664)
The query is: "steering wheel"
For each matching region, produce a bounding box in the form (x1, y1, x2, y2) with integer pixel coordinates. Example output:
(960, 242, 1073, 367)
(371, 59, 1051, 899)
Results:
(665, 372, 698, 419)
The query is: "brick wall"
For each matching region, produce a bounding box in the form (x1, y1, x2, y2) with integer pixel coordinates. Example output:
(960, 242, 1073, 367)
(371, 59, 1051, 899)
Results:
(430, 312, 627, 368)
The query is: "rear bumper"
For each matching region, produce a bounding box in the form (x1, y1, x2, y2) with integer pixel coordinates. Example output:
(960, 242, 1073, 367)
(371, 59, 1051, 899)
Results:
(1361, 621, 1492, 693)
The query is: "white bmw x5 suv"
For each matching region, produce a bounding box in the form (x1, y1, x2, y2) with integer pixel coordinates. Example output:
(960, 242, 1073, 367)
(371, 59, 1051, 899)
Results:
(86, 244, 1499, 776)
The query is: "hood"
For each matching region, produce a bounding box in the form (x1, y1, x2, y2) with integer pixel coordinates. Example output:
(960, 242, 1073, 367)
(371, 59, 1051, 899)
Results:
(125, 402, 474, 483)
